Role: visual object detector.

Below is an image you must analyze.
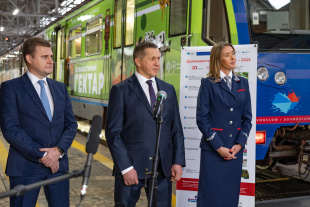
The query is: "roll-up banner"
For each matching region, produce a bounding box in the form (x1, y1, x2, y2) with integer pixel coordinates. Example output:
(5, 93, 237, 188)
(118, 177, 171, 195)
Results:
(177, 45, 257, 207)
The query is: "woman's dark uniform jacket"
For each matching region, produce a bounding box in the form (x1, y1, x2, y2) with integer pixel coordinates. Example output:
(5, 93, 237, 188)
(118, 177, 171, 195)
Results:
(196, 74, 252, 207)
(197, 75, 252, 151)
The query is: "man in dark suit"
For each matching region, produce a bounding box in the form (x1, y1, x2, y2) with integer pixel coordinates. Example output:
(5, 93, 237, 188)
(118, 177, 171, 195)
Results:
(0, 37, 77, 207)
(106, 41, 185, 207)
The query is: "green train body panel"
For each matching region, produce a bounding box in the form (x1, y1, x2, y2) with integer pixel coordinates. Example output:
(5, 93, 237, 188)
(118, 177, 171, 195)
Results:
(1, 0, 240, 114)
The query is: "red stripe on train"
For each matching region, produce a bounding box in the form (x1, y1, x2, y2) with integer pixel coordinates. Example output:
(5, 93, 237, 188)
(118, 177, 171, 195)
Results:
(257, 115, 310, 124)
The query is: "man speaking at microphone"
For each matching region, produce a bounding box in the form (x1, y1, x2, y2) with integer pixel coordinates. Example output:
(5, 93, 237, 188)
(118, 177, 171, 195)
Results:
(106, 41, 185, 207)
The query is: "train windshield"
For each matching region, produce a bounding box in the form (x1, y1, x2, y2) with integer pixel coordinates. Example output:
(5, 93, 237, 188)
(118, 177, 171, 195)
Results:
(247, 0, 310, 51)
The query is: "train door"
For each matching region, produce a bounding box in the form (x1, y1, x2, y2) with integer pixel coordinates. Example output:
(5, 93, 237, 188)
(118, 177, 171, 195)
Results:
(164, 0, 188, 94)
(53, 26, 65, 82)
(112, 0, 135, 85)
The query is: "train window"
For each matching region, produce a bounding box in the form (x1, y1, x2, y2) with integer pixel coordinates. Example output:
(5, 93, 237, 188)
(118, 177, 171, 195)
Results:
(169, 0, 187, 36)
(86, 15, 103, 56)
(61, 26, 65, 59)
(202, 0, 230, 45)
(247, 0, 310, 50)
(125, 0, 135, 45)
(69, 25, 82, 59)
(114, 0, 122, 48)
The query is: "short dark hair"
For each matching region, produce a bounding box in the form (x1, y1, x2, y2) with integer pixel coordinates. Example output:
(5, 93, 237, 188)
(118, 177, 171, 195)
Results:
(22, 37, 51, 65)
(133, 41, 158, 65)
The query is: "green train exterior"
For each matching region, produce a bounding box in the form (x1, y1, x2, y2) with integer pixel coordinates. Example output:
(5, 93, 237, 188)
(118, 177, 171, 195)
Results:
(2, 0, 310, 169)
(39, 0, 238, 130)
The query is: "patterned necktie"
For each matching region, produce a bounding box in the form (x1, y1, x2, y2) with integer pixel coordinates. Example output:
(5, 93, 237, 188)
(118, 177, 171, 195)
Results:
(225, 75, 232, 90)
(146, 80, 156, 108)
(38, 80, 52, 121)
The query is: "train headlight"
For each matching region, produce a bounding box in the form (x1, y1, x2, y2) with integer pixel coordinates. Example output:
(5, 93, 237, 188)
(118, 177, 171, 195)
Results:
(257, 67, 269, 81)
(256, 131, 266, 145)
(274, 71, 287, 85)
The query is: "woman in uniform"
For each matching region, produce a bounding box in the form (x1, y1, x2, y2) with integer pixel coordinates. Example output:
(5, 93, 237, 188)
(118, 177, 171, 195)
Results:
(196, 42, 252, 207)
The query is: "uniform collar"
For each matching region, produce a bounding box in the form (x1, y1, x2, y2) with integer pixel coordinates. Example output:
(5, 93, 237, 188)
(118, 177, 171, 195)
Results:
(220, 70, 232, 81)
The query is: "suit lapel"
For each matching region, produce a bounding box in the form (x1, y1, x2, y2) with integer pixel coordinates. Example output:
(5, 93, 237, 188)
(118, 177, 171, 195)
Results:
(155, 77, 164, 92)
(220, 75, 240, 98)
(128, 74, 153, 114)
(220, 78, 235, 97)
(232, 75, 240, 97)
(22, 73, 50, 121)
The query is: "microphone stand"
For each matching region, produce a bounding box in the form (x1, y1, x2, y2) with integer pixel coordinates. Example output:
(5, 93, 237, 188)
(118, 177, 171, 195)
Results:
(147, 104, 164, 207)
(0, 170, 83, 199)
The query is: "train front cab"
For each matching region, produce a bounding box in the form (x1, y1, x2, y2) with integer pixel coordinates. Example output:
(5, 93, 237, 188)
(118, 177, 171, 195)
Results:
(246, 0, 310, 174)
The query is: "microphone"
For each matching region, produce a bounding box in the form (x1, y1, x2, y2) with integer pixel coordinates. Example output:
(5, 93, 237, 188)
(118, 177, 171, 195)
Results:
(152, 91, 167, 119)
(80, 115, 103, 196)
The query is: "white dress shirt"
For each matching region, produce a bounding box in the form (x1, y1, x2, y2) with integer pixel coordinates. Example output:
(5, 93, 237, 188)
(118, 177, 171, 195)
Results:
(121, 71, 159, 175)
(27, 71, 54, 117)
(135, 71, 158, 105)
(220, 70, 233, 81)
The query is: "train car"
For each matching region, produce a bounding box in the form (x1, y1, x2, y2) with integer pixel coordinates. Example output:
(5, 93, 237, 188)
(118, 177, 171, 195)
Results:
(0, 47, 24, 84)
(1, 0, 310, 175)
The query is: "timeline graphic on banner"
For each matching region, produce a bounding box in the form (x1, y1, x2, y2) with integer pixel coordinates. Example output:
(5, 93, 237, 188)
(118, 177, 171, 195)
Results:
(176, 45, 257, 207)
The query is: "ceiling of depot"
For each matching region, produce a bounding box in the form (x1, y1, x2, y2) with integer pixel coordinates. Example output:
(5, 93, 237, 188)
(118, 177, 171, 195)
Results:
(0, 0, 90, 56)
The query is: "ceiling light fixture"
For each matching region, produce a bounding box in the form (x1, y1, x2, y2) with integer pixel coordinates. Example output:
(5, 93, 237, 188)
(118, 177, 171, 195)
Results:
(268, 0, 290, 10)
(13, 9, 19, 15)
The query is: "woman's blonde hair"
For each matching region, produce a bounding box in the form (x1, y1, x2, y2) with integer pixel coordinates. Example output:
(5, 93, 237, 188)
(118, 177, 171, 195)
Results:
(208, 42, 236, 81)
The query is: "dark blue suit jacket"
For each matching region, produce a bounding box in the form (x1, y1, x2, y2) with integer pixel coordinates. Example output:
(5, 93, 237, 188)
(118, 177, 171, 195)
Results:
(105, 74, 185, 179)
(196, 75, 252, 151)
(0, 73, 77, 176)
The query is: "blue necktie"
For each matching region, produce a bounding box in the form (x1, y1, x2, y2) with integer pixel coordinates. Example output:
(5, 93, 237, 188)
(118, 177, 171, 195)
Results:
(38, 80, 52, 121)
(146, 80, 156, 108)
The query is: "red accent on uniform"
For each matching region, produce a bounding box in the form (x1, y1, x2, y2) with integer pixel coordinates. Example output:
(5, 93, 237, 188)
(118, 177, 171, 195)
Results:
(237, 89, 245, 92)
(212, 128, 223, 131)
(237, 128, 241, 130)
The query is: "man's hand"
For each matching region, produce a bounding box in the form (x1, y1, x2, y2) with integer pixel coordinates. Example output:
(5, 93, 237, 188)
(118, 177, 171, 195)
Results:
(39, 147, 61, 167)
(171, 164, 183, 182)
(50, 161, 59, 173)
(123, 168, 139, 186)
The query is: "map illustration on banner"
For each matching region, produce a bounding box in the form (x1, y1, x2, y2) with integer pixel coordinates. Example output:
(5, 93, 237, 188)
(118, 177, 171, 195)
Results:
(177, 45, 257, 207)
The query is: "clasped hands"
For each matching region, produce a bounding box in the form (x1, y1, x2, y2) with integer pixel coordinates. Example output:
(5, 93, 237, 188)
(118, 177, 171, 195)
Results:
(38, 147, 61, 173)
(217, 144, 242, 160)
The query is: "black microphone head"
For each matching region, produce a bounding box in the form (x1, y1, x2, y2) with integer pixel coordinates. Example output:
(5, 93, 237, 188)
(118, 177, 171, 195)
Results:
(157, 90, 167, 100)
(86, 115, 103, 154)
